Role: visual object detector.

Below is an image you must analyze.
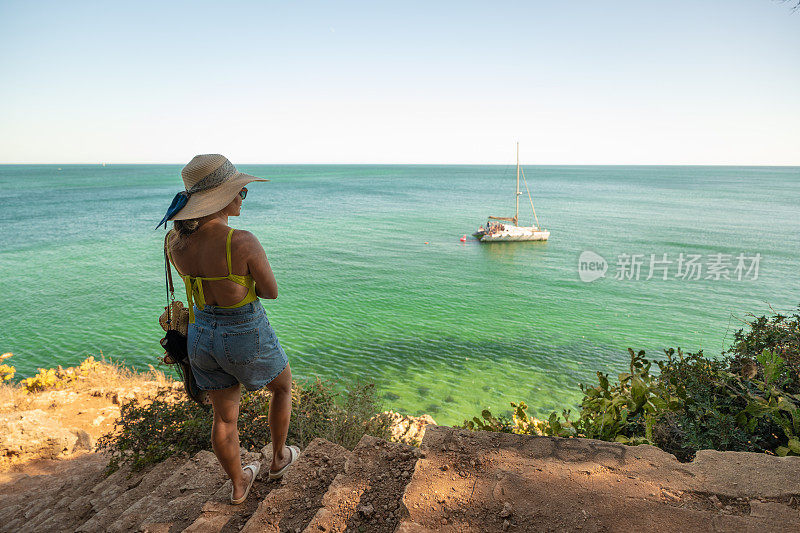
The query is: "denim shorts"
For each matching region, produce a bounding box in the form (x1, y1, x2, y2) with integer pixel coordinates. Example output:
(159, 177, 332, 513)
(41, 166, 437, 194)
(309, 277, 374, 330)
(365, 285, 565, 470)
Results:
(187, 300, 289, 391)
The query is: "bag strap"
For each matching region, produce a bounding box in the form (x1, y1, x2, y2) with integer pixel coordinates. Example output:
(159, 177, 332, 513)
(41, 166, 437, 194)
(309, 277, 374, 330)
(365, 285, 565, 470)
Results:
(163, 231, 175, 328)
(163, 231, 175, 296)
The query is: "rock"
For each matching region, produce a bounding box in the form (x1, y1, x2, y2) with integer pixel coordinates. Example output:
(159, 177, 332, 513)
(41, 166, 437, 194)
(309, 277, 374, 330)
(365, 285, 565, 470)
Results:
(72, 429, 94, 452)
(499, 501, 513, 518)
(28, 390, 79, 409)
(358, 504, 374, 517)
(0, 409, 79, 461)
(749, 500, 800, 523)
(375, 411, 437, 446)
(260, 442, 274, 461)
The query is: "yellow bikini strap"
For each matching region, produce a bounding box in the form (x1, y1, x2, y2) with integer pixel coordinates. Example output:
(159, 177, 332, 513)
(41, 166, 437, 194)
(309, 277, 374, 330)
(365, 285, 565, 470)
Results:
(185, 280, 196, 323)
(226, 228, 235, 275)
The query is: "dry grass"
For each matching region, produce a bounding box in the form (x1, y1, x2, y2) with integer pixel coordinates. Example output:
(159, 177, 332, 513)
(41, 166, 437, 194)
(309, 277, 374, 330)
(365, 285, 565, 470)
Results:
(0, 355, 176, 414)
(0, 382, 23, 414)
(83, 356, 173, 391)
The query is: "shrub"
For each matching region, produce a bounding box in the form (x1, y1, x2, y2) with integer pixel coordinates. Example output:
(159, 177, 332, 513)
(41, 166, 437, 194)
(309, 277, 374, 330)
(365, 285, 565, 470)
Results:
(0, 352, 14, 382)
(463, 307, 800, 462)
(653, 348, 755, 460)
(463, 402, 576, 438)
(20, 356, 104, 392)
(98, 390, 210, 473)
(575, 349, 680, 445)
(736, 349, 800, 457)
(725, 306, 800, 392)
(98, 377, 390, 473)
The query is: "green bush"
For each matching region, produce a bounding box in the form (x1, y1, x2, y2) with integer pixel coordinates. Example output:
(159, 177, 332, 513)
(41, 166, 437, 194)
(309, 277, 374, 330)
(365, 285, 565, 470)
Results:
(725, 307, 800, 393)
(736, 349, 800, 457)
(575, 349, 680, 445)
(98, 377, 390, 473)
(463, 402, 576, 438)
(654, 349, 753, 459)
(463, 307, 800, 462)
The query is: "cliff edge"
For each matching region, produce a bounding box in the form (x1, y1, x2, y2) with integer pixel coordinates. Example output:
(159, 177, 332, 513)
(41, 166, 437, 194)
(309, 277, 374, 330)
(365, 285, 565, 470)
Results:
(1, 364, 799, 532)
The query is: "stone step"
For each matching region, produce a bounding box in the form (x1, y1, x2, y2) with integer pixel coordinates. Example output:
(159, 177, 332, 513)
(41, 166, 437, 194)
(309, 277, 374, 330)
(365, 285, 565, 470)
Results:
(0, 474, 63, 526)
(396, 425, 800, 533)
(68, 462, 136, 518)
(139, 448, 262, 533)
(180, 448, 275, 533)
(1, 454, 107, 533)
(104, 449, 248, 533)
(31, 462, 132, 533)
(0, 454, 104, 525)
(75, 456, 187, 533)
(105, 451, 220, 533)
(304, 434, 419, 533)
(239, 438, 351, 533)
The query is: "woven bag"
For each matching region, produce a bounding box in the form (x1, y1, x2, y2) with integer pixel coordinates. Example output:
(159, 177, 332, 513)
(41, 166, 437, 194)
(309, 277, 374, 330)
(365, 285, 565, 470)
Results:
(159, 300, 189, 337)
(160, 232, 209, 408)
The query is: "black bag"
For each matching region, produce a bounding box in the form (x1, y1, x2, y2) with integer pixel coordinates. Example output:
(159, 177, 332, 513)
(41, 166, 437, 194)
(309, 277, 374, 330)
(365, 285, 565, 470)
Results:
(161, 233, 209, 408)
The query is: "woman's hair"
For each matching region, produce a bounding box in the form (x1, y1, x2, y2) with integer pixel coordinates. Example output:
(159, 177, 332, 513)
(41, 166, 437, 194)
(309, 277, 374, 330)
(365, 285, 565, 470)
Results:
(173, 218, 201, 238)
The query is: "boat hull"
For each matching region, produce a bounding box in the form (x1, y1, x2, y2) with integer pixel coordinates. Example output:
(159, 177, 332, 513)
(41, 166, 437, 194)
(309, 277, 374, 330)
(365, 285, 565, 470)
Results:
(480, 231, 550, 242)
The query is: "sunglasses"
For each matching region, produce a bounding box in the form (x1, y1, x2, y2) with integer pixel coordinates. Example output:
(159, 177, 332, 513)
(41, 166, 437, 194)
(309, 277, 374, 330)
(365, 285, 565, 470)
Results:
(238, 188, 248, 200)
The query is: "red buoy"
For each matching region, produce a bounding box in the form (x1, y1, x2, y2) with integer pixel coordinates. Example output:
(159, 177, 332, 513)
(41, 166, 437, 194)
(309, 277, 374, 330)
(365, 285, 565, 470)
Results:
(460, 235, 467, 242)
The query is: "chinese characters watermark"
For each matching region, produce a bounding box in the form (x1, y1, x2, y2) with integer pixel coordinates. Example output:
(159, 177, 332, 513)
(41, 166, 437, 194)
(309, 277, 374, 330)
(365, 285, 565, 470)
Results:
(578, 251, 760, 283)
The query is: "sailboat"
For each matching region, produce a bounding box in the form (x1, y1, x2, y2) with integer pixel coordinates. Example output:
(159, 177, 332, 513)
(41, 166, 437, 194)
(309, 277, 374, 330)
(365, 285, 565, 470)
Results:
(472, 143, 550, 242)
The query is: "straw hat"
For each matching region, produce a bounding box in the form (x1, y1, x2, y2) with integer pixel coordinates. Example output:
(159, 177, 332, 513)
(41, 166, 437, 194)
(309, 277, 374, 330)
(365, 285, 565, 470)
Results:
(167, 154, 268, 222)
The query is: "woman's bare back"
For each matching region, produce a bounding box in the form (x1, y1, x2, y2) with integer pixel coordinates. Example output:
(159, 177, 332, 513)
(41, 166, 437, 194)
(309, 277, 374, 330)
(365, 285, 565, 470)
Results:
(168, 222, 278, 306)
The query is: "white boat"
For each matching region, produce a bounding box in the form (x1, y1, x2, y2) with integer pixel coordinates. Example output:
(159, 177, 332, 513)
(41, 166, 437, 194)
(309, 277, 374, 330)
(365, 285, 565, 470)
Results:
(473, 142, 550, 242)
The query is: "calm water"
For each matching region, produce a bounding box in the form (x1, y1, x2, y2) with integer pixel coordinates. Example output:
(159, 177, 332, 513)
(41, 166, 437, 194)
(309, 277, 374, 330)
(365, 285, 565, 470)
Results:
(1, 164, 798, 424)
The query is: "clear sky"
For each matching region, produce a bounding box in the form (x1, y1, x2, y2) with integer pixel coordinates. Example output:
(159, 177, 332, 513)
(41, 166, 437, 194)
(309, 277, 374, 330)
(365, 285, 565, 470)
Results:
(1, 1, 798, 164)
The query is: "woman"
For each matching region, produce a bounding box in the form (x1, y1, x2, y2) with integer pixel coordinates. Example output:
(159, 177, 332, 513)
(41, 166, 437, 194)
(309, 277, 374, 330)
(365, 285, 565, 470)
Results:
(157, 154, 298, 505)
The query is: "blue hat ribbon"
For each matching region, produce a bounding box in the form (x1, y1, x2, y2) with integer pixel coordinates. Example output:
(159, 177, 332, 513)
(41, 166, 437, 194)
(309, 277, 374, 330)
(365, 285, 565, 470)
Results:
(155, 191, 190, 230)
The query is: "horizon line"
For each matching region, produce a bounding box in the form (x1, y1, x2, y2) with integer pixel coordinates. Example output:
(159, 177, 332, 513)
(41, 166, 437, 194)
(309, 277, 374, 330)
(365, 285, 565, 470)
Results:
(1, 162, 799, 167)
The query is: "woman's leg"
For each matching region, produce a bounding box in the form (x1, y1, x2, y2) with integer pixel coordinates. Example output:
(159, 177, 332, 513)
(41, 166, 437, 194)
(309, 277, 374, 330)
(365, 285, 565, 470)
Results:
(266, 364, 293, 472)
(208, 383, 251, 500)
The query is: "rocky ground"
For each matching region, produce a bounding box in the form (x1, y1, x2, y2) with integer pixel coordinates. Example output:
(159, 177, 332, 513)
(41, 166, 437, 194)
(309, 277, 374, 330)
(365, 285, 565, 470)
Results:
(2, 370, 800, 532)
(0, 361, 178, 471)
(399, 425, 800, 532)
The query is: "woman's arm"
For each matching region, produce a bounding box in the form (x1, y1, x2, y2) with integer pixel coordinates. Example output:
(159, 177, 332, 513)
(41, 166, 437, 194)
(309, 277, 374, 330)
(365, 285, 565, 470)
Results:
(237, 230, 278, 299)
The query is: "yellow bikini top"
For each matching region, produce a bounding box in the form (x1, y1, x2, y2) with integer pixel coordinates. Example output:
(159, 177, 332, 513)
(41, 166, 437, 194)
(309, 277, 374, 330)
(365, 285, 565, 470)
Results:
(167, 227, 258, 323)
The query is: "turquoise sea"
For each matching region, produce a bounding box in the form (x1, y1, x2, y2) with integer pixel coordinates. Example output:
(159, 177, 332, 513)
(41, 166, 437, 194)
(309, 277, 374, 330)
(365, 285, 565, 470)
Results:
(1, 165, 798, 424)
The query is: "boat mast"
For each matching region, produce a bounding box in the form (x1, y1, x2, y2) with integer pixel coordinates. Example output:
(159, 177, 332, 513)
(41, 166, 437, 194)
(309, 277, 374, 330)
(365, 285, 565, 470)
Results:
(515, 141, 520, 226)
